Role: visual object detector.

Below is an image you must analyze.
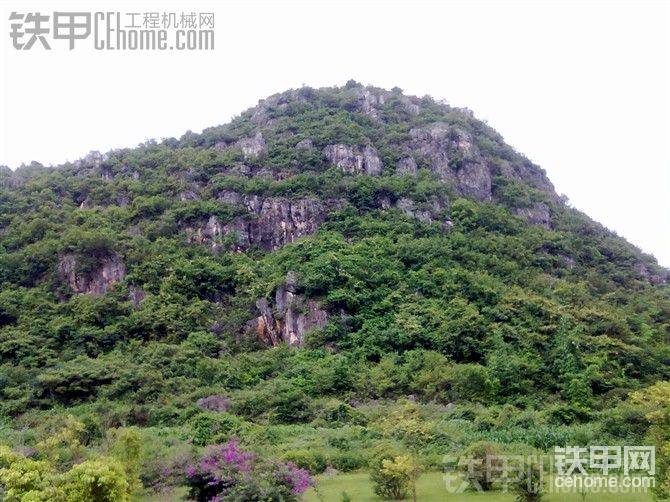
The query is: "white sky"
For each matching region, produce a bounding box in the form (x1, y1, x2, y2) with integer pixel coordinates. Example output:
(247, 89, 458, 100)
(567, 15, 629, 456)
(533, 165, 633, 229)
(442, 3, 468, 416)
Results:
(1, 0, 669, 266)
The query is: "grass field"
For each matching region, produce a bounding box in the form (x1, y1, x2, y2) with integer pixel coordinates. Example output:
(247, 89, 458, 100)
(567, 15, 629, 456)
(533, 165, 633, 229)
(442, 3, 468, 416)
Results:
(304, 472, 655, 502)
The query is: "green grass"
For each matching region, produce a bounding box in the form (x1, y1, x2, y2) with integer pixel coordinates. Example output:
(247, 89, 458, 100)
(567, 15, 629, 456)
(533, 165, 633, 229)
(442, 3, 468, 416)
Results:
(305, 472, 654, 502)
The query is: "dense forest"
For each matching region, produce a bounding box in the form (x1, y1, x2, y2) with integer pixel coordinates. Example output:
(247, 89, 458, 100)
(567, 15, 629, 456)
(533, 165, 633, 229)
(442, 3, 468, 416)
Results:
(0, 81, 668, 500)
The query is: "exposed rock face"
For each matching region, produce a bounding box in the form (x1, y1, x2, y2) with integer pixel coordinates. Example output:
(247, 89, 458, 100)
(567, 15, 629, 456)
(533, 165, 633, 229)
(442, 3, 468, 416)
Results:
(128, 286, 147, 307)
(395, 198, 436, 224)
(214, 132, 267, 159)
(185, 215, 227, 252)
(186, 194, 328, 252)
(397, 157, 417, 175)
(179, 190, 199, 201)
(251, 272, 328, 347)
(237, 132, 266, 159)
(295, 138, 314, 150)
(188, 188, 455, 253)
(58, 253, 125, 296)
(323, 144, 382, 175)
(515, 202, 551, 229)
(637, 263, 668, 285)
(74, 151, 104, 170)
(495, 159, 557, 196)
(558, 254, 577, 269)
(358, 89, 386, 121)
(196, 395, 231, 412)
(249, 198, 326, 250)
(409, 122, 491, 201)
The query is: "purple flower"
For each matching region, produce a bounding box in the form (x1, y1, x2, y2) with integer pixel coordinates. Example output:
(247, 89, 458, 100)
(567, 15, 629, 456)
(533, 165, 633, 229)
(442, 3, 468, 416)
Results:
(271, 461, 314, 494)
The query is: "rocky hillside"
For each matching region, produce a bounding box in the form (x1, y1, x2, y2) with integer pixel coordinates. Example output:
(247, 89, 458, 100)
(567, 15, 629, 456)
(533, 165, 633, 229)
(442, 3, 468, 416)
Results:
(0, 83, 668, 474)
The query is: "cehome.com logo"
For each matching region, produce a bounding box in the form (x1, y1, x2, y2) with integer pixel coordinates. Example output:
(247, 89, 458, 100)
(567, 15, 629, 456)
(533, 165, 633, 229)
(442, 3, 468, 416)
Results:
(9, 11, 215, 51)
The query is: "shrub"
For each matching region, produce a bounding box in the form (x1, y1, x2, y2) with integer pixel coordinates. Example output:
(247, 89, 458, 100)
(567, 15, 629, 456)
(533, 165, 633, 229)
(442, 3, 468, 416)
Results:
(512, 462, 544, 502)
(329, 451, 367, 472)
(459, 441, 503, 491)
(189, 413, 242, 446)
(370, 454, 420, 500)
(62, 458, 131, 502)
(281, 450, 327, 474)
(184, 440, 313, 501)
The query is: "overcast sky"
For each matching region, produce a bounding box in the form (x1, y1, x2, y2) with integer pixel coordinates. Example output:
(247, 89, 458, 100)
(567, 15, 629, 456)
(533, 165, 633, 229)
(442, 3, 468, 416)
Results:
(1, 0, 669, 266)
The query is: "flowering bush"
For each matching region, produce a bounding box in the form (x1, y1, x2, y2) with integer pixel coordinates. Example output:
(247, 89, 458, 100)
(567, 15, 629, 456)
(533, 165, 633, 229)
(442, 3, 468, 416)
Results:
(184, 439, 313, 501)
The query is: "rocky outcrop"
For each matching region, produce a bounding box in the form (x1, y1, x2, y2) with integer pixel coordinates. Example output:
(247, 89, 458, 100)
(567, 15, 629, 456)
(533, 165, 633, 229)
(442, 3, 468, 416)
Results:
(323, 144, 382, 175)
(185, 215, 224, 251)
(250, 272, 328, 347)
(515, 202, 551, 229)
(495, 159, 556, 197)
(58, 253, 125, 296)
(250, 198, 326, 250)
(179, 190, 200, 201)
(214, 132, 266, 159)
(295, 138, 314, 150)
(357, 89, 386, 121)
(408, 122, 491, 201)
(196, 395, 230, 412)
(376, 195, 452, 229)
(186, 194, 329, 252)
(395, 198, 437, 224)
(73, 151, 104, 170)
(396, 157, 417, 175)
(129, 286, 147, 307)
(237, 132, 266, 159)
(637, 263, 668, 285)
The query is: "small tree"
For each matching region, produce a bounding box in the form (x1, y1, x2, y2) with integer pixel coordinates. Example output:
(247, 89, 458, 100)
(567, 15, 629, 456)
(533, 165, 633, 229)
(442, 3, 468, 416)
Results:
(62, 458, 131, 502)
(370, 454, 421, 500)
(630, 382, 670, 500)
(459, 441, 502, 491)
(512, 462, 544, 502)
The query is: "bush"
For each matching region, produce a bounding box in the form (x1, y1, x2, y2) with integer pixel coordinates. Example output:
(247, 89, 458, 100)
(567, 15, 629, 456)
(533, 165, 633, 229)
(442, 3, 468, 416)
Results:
(184, 440, 313, 501)
(459, 441, 502, 491)
(62, 458, 131, 502)
(512, 462, 544, 502)
(281, 450, 327, 474)
(189, 413, 242, 446)
(329, 451, 367, 472)
(370, 454, 420, 500)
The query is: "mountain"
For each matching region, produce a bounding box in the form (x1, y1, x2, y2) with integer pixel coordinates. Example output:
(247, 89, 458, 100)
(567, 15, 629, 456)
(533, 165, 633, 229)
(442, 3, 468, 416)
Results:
(0, 81, 668, 496)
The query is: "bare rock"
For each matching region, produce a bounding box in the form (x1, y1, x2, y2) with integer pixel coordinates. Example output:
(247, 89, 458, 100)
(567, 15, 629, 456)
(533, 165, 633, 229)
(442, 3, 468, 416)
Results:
(397, 157, 417, 175)
(637, 263, 668, 285)
(218, 190, 244, 206)
(74, 151, 104, 169)
(251, 272, 328, 347)
(237, 132, 266, 159)
(213, 132, 266, 159)
(409, 123, 491, 201)
(323, 144, 382, 175)
(248, 198, 326, 250)
(295, 138, 314, 150)
(129, 286, 146, 307)
(213, 140, 230, 152)
(357, 88, 386, 121)
(395, 198, 436, 224)
(179, 190, 200, 202)
(185, 215, 227, 252)
(196, 395, 231, 412)
(399, 95, 421, 115)
(189, 194, 328, 252)
(515, 202, 551, 229)
(58, 253, 125, 296)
